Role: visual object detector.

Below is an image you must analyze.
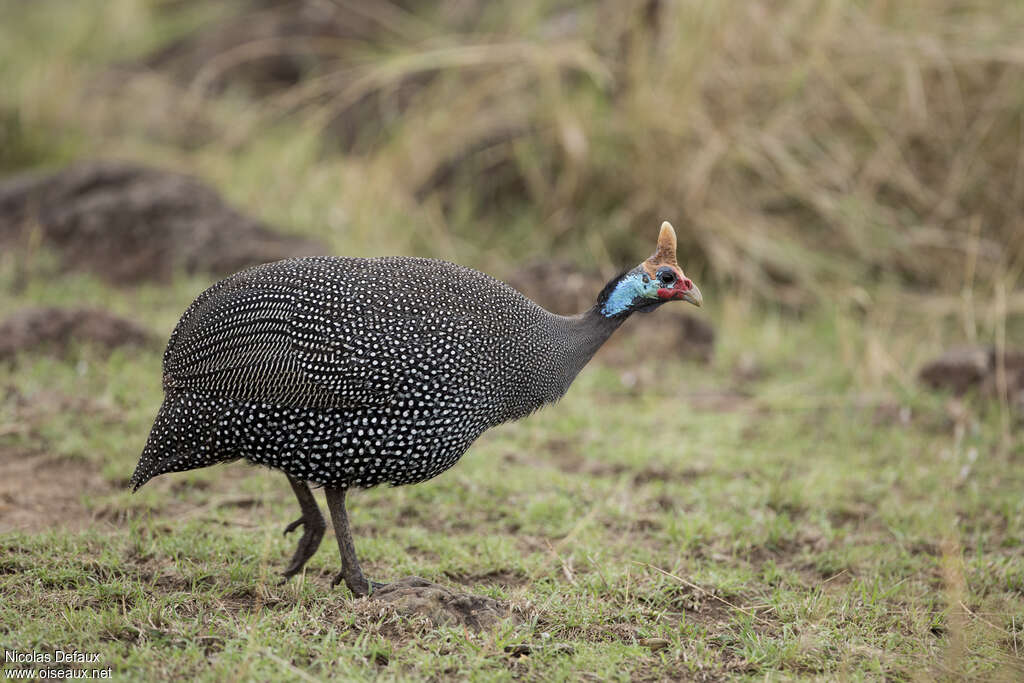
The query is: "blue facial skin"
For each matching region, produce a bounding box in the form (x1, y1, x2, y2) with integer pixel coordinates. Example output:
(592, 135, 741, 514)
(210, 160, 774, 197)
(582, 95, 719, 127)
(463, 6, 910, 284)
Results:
(601, 269, 661, 317)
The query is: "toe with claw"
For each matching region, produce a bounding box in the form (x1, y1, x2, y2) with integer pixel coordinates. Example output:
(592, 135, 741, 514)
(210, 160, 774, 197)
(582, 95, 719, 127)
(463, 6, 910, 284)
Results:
(279, 477, 326, 583)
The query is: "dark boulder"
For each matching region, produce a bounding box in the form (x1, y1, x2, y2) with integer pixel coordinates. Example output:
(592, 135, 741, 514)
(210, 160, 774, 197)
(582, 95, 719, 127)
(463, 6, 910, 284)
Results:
(0, 160, 326, 284)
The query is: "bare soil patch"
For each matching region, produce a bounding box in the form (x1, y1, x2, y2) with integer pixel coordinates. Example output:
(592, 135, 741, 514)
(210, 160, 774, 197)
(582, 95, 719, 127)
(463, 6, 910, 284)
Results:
(508, 442, 716, 488)
(0, 449, 111, 533)
(0, 160, 325, 284)
(0, 307, 156, 360)
(443, 568, 529, 589)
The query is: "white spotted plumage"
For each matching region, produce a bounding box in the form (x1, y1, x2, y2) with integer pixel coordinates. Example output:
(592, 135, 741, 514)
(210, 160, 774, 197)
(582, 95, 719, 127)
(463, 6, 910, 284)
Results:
(130, 256, 609, 491)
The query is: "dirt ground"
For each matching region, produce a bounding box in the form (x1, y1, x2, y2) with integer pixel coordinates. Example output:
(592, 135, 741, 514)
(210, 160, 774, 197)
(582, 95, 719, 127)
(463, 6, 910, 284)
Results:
(0, 449, 109, 534)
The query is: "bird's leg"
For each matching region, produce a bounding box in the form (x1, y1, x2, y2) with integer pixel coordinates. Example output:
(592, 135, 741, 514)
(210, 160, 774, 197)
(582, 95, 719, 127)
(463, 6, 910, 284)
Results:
(279, 475, 326, 583)
(323, 486, 379, 597)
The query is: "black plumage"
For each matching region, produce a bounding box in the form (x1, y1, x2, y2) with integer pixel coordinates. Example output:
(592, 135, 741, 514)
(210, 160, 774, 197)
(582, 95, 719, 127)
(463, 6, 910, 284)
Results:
(130, 222, 702, 595)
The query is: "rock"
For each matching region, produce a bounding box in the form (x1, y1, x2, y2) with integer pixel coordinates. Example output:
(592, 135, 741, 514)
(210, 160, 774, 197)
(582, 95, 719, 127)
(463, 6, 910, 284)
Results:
(371, 576, 511, 631)
(0, 307, 156, 360)
(919, 346, 1024, 401)
(0, 160, 326, 284)
(504, 642, 574, 657)
(639, 637, 670, 651)
(918, 347, 990, 394)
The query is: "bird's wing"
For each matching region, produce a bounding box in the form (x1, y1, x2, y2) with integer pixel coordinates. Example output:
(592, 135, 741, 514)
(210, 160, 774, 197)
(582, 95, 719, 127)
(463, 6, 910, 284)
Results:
(161, 280, 356, 408)
(161, 278, 474, 411)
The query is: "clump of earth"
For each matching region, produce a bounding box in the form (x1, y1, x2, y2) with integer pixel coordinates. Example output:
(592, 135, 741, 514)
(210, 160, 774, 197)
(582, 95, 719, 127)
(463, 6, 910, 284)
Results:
(0, 160, 325, 284)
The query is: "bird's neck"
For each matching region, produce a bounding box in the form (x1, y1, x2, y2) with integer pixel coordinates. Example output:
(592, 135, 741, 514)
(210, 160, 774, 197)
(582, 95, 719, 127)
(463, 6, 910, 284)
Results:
(502, 272, 638, 420)
(541, 305, 629, 398)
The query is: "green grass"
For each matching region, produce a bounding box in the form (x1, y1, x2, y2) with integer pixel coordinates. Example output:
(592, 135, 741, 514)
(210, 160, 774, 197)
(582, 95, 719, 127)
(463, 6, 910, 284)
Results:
(1, 258, 1021, 680)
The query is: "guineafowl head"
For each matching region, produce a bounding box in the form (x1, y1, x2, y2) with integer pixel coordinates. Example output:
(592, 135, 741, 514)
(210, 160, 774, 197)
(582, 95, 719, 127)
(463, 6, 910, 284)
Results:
(598, 221, 703, 318)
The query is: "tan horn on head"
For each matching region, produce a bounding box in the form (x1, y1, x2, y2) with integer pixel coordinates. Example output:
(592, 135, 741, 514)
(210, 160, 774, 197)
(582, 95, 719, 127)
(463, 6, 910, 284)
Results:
(643, 221, 679, 276)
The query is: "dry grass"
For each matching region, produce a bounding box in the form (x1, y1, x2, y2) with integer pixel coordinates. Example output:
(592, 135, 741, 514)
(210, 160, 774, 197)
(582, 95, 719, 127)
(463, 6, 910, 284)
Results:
(4, 1, 1024, 302)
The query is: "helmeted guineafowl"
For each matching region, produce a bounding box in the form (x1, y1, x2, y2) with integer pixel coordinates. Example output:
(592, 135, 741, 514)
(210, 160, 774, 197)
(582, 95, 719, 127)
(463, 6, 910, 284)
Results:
(130, 221, 702, 596)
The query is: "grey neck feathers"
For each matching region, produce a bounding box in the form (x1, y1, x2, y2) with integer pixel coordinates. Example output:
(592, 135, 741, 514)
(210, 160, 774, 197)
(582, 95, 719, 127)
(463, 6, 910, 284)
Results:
(526, 305, 628, 409)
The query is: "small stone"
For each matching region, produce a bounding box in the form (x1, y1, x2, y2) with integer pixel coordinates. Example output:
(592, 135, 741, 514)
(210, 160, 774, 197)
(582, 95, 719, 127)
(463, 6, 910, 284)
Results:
(639, 637, 670, 651)
(505, 644, 532, 658)
(504, 643, 574, 658)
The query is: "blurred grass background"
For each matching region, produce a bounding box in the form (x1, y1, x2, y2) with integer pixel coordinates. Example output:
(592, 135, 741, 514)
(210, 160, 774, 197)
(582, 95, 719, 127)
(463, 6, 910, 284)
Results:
(1, 0, 1023, 680)
(2, 0, 1023, 310)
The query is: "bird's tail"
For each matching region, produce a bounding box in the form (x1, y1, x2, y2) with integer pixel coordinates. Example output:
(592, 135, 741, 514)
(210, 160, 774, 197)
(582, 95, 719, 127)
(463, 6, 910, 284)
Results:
(129, 393, 231, 491)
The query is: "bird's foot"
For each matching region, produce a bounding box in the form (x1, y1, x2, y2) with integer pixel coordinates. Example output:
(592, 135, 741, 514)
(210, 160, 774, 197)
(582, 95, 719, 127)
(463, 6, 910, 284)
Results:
(330, 570, 384, 597)
(279, 515, 325, 584)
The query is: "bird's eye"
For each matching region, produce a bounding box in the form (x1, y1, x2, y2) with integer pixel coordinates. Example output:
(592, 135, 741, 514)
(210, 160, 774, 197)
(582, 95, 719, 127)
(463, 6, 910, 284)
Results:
(657, 268, 676, 286)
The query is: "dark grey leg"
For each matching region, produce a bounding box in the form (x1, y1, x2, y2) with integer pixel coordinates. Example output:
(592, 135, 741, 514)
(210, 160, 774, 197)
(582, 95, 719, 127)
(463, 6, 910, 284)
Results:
(323, 486, 376, 597)
(280, 475, 325, 582)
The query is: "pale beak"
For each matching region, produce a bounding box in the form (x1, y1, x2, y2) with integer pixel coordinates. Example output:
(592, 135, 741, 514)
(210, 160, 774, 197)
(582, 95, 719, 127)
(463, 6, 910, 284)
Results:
(682, 283, 703, 307)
